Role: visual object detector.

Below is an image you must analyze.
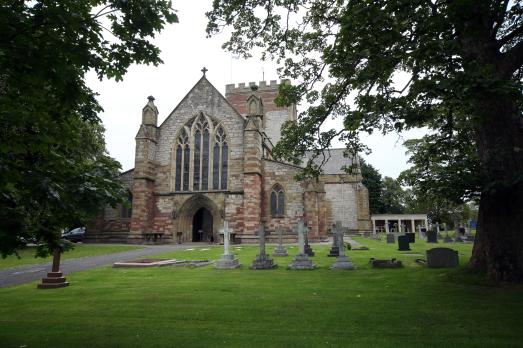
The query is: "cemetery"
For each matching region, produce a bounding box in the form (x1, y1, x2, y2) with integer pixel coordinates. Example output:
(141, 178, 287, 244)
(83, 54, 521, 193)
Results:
(1, 221, 522, 347)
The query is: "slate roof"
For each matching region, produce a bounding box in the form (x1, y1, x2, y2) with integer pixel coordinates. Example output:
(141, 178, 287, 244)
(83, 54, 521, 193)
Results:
(302, 148, 356, 174)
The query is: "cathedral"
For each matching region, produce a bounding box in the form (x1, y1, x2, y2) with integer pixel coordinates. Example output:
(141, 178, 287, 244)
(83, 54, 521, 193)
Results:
(86, 71, 371, 244)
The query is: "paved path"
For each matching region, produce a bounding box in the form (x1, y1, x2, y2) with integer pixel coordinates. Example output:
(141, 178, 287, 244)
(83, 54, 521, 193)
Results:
(0, 243, 214, 288)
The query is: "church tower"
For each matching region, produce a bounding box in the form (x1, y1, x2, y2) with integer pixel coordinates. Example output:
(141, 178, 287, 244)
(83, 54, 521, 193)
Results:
(129, 96, 158, 242)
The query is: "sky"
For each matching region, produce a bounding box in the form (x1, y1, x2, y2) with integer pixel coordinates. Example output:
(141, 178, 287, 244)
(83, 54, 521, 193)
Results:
(86, 1, 427, 179)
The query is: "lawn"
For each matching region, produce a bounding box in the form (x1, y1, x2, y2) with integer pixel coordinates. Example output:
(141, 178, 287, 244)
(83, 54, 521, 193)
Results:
(0, 244, 144, 269)
(1, 237, 522, 347)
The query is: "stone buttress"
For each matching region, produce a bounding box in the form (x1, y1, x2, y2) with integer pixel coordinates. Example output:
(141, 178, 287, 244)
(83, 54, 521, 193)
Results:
(129, 96, 158, 243)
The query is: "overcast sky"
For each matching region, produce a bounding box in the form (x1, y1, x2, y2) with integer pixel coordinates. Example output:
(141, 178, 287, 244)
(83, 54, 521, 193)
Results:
(86, 1, 426, 179)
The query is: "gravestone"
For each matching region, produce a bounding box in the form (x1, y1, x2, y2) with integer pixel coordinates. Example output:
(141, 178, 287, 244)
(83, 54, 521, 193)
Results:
(427, 229, 438, 243)
(251, 225, 277, 269)
(370, 258, 402, 268)
(327, 226, 340, 257)
(426, 248, 459, 268)
(386, 233, 395, 244)
(304, 227, 315, 256)
(420, 227, 427, 239)
(288, 219, 315, 270)
(406, 232, 415, 243)
(330, 224, 355, 269)
(272, 226, 288, 257)
(397, 235, 411, 251)
(215, 221, 240, 269)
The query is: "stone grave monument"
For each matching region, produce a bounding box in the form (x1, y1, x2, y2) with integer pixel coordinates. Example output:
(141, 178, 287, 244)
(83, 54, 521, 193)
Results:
(386, 233, 395, 244)
(427, 227, 438, 243)
(330, 224, 355, 269)
(327, 229, 340, 256)
(251, 225, 277, 269)
(288, 219, 316, 270)
(304, 225, 315, 256)
(37, 248, 69, 289)
(215, 221, 240, 269)
(426, 247, 459, 268)
(397, 235, 411, 251)
(272, 225, 288, 257)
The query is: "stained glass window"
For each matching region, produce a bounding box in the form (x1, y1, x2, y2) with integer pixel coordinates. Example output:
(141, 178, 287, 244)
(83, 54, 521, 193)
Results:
(213, 143, 220, 190)
(221, 143, 228, 189)
(193, 129, 201, 190)
(175, 146, 182, 191)
(270, 184, 285, 217)
(202, 129, 209, 190)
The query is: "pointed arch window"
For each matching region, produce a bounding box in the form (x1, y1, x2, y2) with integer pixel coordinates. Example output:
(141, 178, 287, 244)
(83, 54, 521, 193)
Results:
(193, 115, 210, 191)
(270, 184, 285, 217)
(213, 126, 228, 190)
(175, 129, 190, 191)
(173, 114, 227, 192)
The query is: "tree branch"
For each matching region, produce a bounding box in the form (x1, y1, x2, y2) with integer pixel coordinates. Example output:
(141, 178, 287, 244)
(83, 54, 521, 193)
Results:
(501, 38, 523, 76)
(497, 23, 523, 47)
(491, 0, 510, 38)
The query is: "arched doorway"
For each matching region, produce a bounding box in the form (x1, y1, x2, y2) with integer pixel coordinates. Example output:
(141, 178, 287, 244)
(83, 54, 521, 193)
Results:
(192, 207, 213, 242)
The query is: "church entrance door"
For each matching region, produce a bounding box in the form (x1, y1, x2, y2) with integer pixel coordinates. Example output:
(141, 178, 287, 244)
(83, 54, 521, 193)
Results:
(192, 207, 213, 242)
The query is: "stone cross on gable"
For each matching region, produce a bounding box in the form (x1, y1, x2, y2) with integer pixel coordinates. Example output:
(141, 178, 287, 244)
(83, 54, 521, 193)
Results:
(220, 220, 233, 256)
(201, 67, 208, 76)
(257, 225, 266, 255)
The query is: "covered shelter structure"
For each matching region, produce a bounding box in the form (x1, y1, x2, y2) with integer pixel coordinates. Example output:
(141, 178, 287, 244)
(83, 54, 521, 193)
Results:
(371, 214, 428, 235)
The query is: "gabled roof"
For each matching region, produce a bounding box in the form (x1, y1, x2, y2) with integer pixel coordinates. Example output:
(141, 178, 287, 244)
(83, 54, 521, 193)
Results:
(158, 75, 246, 129)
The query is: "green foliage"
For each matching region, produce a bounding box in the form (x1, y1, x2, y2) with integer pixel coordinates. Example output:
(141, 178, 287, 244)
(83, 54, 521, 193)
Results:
(360, 159, 384, 214)
(381, 176, 405, 214)
(0, 1, 177, 257)
(206, 0, 523, 198)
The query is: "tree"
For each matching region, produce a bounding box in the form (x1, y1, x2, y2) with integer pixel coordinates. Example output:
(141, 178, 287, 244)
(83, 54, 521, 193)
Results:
(207, 1, 523, 281)
(381, 177, 405, 214)
(360, 159, 384, 214)
(0, 1, 178, 258)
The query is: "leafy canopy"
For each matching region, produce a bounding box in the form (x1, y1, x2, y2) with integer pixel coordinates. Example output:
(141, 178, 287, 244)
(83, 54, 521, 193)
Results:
(207, 0, 523, 199)
(0, 1, 177, 257)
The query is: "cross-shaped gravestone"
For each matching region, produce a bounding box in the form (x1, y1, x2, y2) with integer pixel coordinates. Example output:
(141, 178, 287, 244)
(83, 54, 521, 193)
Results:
(251, 224, 276, 269)
(297, 219, 306, 255)
(258, 224, 266, 256)
(201, 66, 208, 76)
(329, 222, 354, 270)
(288, 219, 315, 270)
(277, 225, 283, 246)
(273, 225, 288, 257)
(335, 224, 346, 257)
(220, 220, 232, 256)
(216, 220, 240, 269)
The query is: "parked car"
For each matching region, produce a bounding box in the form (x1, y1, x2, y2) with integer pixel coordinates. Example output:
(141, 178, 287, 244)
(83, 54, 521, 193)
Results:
(62, 227, 85, 243)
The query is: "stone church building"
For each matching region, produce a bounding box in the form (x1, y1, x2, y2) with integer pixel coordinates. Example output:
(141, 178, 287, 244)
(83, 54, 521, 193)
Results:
(87, 72, 371, 244)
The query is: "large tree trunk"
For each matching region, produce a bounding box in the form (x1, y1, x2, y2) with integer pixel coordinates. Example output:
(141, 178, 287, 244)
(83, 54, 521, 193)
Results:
(470, 96, 523, 282)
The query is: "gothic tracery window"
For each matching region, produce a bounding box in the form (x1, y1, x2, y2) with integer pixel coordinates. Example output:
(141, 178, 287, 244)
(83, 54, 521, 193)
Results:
(175, 129, 189, 191)
(213, 126, 228, 190)
(270, 184, 285, 217)
(173, 113, 228, 192)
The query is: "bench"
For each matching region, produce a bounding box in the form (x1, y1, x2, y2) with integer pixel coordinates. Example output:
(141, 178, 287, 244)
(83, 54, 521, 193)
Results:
(143, 232, 164, 244)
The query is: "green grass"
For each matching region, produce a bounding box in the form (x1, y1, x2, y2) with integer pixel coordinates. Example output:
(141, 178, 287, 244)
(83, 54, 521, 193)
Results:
(0, 244, 144, 269)
(1, 238, 522, 347)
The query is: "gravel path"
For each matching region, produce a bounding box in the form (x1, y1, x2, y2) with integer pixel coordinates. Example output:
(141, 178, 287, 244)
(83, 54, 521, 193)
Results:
(0, 243, 213, 288)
